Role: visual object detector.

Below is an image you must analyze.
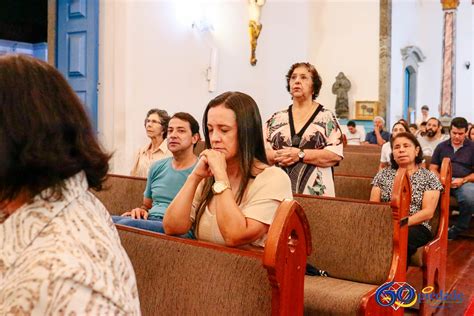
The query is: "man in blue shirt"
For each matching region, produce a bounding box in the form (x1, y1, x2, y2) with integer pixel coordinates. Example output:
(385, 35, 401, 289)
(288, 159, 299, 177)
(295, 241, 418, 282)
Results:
(113, 112, 200, 236)
(430, 117, 474, 240)
(363, 116, 390, 145)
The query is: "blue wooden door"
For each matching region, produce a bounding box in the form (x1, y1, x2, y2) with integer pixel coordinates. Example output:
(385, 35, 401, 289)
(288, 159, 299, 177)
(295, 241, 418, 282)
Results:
(403, 67, 410, 121)
(56, 0, 99, 130)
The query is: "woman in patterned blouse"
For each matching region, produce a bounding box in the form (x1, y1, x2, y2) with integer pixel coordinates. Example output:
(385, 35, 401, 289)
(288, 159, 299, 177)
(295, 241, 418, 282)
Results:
(370, 132, 443, 264)
(265, 62, 344, 196)
(0, 55, 140, 315)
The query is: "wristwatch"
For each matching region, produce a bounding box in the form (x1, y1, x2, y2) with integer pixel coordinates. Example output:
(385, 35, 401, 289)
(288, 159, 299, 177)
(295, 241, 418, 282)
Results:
(298, 149, 305, 163)
(212, 181, 231, 195)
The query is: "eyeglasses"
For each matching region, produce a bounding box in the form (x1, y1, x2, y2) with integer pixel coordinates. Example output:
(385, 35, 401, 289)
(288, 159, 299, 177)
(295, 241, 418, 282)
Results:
(145, 119, 162, 125)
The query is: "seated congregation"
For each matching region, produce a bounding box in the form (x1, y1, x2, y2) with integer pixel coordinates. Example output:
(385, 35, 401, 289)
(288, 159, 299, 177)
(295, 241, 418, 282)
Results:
(2, 56, 471, 315)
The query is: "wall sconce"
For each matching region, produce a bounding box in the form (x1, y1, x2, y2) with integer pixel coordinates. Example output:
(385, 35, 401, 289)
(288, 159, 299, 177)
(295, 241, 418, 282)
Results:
(465, 61, 470, 70)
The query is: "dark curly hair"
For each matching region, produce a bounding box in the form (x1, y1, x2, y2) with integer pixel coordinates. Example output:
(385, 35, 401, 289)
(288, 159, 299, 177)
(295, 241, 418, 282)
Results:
(389, 132, 423, 169)
(286, 62, 322, 99)
(0, 54, 111, 203)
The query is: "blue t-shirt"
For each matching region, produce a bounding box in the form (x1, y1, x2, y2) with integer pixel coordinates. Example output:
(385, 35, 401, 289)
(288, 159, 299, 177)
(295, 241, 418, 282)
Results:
(365, 130, 390, 144)
(144, 157, 197, 218)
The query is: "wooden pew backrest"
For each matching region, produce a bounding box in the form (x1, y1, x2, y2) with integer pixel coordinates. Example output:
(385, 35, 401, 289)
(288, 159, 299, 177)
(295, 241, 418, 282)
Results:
(118, 226, 271, 316)
(295, 196, 393, 285)
(335, 152, 380, 177)
(334, 175, 373, 200)
(92, 174, 147, 216)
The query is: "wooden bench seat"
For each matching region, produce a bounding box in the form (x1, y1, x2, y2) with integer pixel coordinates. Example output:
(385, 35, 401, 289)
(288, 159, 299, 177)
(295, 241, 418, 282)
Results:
(295, 168, 411, 315)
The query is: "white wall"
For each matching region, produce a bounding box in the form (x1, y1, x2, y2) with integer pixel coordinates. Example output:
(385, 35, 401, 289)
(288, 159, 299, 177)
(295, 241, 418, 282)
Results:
(309, 0, 380, 119)
(390, 0, 473, 129)
(99, 0, 380, 174)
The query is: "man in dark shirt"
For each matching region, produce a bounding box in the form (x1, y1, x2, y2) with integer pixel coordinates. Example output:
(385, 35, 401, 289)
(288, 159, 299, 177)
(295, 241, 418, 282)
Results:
(430, 117, 474, 240)
(363, 116, 390, 145)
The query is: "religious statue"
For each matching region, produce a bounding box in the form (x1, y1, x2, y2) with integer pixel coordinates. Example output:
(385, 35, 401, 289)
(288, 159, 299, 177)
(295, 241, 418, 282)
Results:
(248, 0, 265, 66)
(332, 72, 351, 119)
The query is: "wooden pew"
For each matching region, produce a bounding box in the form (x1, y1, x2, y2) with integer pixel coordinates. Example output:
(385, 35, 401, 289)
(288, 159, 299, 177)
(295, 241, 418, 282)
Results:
(93, 174, 147, 216)
(409, 158, 451, 315)
(295, 168, 411, 315)
(335, 152, 380, 177)
(334, 174, 373, 200)
(344, 144, 382, 154)
(115, 200, 311, 316)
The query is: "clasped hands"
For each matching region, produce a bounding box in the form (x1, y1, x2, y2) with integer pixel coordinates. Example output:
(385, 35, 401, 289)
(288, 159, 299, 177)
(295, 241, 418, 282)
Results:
(193, 149, 228, 181)
(273, 147, 300, 167)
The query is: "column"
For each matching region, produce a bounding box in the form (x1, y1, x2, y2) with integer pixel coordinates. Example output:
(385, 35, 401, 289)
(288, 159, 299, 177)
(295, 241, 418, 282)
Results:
(439, 0, 460, 120)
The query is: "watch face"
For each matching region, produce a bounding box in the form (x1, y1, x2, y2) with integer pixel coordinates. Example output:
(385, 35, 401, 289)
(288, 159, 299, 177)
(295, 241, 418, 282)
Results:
(298, 150, 305, 159)
(212, 181, 229, 194)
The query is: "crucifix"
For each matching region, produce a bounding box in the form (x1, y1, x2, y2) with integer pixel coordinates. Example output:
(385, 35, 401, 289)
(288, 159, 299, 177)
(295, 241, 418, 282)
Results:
(248, 0, 265, 66)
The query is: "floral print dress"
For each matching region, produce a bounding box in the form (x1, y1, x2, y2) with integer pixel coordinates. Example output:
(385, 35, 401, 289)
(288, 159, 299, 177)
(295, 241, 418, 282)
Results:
(265, 104, 344, 196)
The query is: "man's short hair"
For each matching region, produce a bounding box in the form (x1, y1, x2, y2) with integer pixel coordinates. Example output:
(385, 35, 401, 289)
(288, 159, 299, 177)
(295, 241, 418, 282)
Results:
(421, 105, 429, 111)
(450, 117, 468, 132)
(347, 120, 356, 128)
(426, 117, 441, 127)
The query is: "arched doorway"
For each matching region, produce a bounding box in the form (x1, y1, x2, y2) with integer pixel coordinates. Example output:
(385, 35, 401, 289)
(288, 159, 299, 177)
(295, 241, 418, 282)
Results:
(401, 46, 426, 124)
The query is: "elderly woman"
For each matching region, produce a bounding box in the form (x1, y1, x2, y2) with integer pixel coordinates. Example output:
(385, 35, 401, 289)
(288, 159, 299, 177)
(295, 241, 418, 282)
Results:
(163, 91, 292, 247)
(130, 108, 172, 177)
(265, 62, 343, 196)
(370, 132, 442, 264)
(379, 120, 410, 169)
(0, 55, 140, 314)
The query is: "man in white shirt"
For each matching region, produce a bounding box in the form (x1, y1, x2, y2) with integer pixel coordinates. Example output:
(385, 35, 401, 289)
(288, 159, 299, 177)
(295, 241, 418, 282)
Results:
(417, 117, 449, 156)
(416, 105, 430, 126)
(344, 120, 365, 145)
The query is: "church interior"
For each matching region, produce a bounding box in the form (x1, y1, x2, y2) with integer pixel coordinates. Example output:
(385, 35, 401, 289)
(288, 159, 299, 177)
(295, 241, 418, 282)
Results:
(0, 0, 473, 315)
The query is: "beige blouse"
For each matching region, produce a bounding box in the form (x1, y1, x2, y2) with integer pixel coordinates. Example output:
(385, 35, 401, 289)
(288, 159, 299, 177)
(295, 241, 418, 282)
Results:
(130, 140, 171, 177)
(191, 166, 293, 247)
(0, 172, 141, 315)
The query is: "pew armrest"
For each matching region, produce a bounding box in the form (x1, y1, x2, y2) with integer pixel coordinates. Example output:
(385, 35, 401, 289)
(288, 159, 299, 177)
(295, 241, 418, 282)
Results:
(263, 200, 312, 316)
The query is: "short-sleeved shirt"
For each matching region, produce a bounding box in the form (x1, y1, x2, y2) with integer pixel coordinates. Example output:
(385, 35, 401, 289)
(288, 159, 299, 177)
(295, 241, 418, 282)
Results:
(190, 166, 293, 247)
(431, 139, 474, 178)
(130, 140, 172, 177)
(264, 104, 344, 196)
(380, 142, 392, 165)
(417, 135, 449, 157)
(145, 157, 197, 218)
(372, 168, 443, 230)
(365, 130, 390, 144)
(345, 130, 365, 145)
